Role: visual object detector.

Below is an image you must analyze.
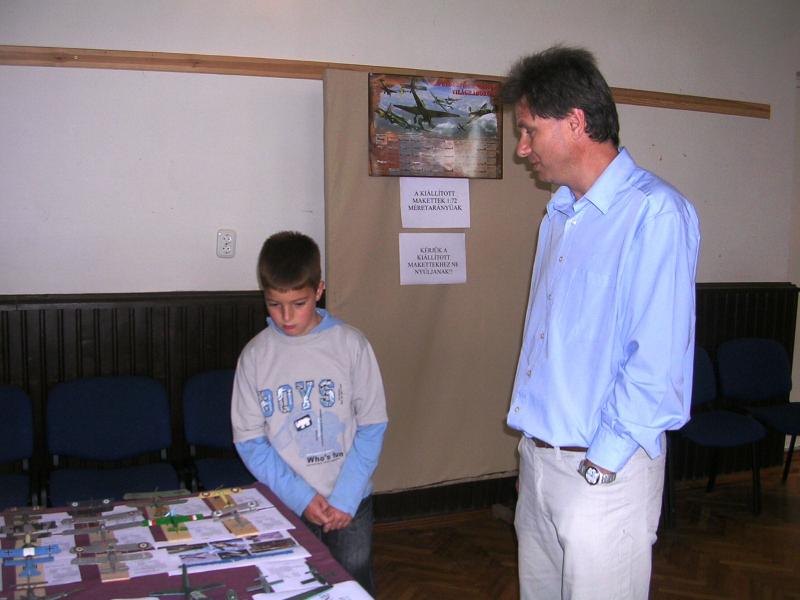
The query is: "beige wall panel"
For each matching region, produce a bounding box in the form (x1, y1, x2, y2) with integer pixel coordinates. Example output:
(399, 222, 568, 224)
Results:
(324, 69, 551, 492)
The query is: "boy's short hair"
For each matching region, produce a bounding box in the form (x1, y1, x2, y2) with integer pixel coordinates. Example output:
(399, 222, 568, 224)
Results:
(257, 231, 322, 291)
(501, 45, 620, 148)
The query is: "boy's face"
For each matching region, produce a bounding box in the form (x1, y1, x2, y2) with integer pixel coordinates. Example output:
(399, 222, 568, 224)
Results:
(265, 282, 324, 337)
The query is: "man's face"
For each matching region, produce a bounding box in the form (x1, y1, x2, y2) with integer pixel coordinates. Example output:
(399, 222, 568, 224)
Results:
(265, 282, 323, 336)
(514, 100, 575, 188)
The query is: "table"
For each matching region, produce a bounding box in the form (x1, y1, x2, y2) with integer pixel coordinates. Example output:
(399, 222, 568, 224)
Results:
(0, 484, 353, 599)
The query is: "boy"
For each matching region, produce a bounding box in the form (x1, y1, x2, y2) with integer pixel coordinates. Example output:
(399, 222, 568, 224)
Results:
(231, 231, 388, 595)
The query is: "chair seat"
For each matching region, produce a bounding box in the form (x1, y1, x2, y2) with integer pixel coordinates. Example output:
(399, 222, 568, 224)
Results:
(747, 404, 800, 435)
(0, 473, 30, 510)
(195, 458, 255, 491)
(49, 463, 179, 507)
(681, 410, 766, 447)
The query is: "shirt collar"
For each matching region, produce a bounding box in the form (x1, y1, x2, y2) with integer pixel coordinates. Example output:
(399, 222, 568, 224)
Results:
(546, 147, 636, 217)
(267, 308, 341, 336)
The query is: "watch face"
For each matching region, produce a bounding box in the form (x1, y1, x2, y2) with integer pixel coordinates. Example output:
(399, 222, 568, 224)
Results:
(584, 466, 601, 485)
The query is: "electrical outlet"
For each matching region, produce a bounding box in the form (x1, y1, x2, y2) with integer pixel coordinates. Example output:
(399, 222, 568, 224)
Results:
(216, 229, 236, 258)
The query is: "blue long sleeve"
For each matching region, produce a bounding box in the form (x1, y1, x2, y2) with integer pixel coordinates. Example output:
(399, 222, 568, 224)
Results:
(235, 436, 316, 516)
(327, 422, 387, 516)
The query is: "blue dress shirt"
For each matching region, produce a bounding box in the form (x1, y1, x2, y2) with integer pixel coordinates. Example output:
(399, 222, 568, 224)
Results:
(507, 148, 701, 472)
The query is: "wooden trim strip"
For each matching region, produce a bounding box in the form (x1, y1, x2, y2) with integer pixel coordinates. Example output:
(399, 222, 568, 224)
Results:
(612, 87, 770, 119)
(0, 45, 770, 119)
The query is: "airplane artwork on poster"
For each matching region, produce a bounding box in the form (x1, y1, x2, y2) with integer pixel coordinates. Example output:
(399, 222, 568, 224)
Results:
(369, 73, 502, 179)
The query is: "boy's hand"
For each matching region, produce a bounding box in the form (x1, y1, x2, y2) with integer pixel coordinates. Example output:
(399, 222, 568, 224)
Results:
(303, 494, 333, 527)
(322, 506, 352, 533)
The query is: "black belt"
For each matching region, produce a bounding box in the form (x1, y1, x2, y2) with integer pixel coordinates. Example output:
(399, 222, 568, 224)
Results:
(531, 437, 588, 453)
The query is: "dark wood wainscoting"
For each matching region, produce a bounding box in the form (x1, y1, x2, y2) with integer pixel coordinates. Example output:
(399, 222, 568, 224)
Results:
(0, 291, 267, 472)
(1, 282, 797, 517)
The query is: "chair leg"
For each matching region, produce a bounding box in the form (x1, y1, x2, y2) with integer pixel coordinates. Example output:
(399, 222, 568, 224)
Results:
(751, 442, 762, 516)
(782, 434, 796, 483)
(706, 448, 718, 493)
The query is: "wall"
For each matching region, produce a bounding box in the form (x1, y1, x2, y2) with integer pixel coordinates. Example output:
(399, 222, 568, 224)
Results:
(1, 0, 798, 292)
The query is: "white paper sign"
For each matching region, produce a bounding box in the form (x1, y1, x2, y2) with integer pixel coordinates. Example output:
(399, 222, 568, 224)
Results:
(399, 233, 466, 286)
(400, 177, 470, 228)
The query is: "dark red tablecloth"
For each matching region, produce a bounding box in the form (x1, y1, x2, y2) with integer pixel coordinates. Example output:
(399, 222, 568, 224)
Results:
(1, 483, 351, 599)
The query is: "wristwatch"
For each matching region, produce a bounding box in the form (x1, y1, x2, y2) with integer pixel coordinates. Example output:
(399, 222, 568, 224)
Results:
(578, 459, 616, 485)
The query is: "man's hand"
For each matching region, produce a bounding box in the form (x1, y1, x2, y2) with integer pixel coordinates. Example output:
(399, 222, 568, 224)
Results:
(303, 494, 333, 527)
(322, 506, 353, 533)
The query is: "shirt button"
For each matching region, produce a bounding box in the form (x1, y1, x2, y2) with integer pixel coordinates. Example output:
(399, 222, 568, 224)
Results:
(526, 369, 532, 377)
(558, 256, 565, 263)
(539, 332, 545, 339)
(547, 293, 552, 300)
(514, 406, 520, 413)
(571, 220, 577, 225)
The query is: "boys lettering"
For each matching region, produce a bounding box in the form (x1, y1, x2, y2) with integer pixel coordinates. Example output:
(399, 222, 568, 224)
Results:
(259, 379, 337, 417)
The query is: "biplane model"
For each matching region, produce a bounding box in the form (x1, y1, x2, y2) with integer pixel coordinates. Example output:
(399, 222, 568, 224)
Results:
(61, 508, 142, 527)
(71, 543, 153, 581)
(66, 497, 114, 516)
(0, 536, 60, 578)
(0, 512, 55, 539)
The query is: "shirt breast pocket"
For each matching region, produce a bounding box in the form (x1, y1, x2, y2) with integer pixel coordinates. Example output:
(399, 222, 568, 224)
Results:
(564, 269, 613, 344)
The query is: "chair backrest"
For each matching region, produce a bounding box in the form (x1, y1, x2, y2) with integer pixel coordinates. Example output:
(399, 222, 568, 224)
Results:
(182, 369, 236, 450)
(0, 385, 33, 463)
(47, 376, 171, 461)
(717, 338, 793, 403)
(692, 346, 716, 407)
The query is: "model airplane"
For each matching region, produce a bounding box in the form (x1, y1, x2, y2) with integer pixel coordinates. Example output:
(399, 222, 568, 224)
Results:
(61, 508, 141, 526)
(211, 500, 258, 520)
(146, 511, 206, 533)
(125, 492, 190, 514)
(0, 514, 55, 538)
(0, 536, 61, 578)
(247, 572, 284, 593)
(61, 515, 145, 537)
(71, 548, 153, 569)
(1, 571, 81, 600)
(150, 564, 225, 599)
(66, 497, 114, 515)
(197, 486, 246, 498)
(123, 488, 191, 500)
(71, 540, 153, 554)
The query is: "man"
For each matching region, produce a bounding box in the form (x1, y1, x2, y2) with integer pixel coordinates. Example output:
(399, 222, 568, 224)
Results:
(502, 46, 700, 599)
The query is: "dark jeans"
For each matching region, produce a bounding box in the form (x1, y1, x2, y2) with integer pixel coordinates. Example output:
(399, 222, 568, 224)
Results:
(302, 495, 375, 596)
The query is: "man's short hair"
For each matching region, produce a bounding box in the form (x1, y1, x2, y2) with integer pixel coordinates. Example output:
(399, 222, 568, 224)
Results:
(501, 45, 620, 147)
(258, 231, 321, 291)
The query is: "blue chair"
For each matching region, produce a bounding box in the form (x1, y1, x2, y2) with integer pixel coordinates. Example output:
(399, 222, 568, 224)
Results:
(679, 346, 767, 514)
(0, 385, 35, 509)
(182, 369, 254, 491)
(717, 338, 797, 482)
(46, 376, 180, 506)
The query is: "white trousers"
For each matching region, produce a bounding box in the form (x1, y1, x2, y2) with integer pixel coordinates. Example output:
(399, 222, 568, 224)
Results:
(515, 436, 665, 600)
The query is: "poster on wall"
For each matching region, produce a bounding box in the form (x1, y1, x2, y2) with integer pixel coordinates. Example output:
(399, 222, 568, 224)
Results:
(369, 73, 502, 179)
(399, 232, 467, 285)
